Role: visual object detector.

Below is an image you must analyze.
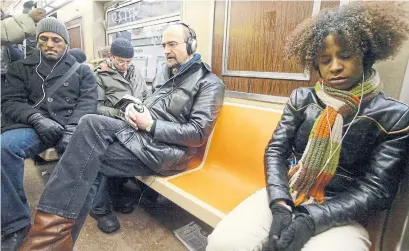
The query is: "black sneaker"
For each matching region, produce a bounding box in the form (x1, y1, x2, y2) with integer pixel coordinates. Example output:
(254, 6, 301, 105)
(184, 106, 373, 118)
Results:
(89, 211, 120, 233)
(1, 225, 30, 251)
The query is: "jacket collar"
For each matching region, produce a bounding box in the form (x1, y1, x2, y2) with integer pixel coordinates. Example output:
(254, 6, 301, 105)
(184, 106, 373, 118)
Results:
(95, 60, 135, 75)
(95, 61, 116, 74)
(153, 58, 209, 92)
(161, 58, 210, 82)
(95, 61, 135, 86)
(177, 54, 202, 74)
(23, 50, 77, 81)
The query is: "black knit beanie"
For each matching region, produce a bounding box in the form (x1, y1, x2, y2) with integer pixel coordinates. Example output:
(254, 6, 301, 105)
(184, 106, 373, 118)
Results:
(110, 38, 134, 58)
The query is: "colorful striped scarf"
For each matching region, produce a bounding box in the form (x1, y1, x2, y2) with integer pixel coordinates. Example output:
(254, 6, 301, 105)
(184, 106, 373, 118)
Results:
(288, 70, 382, 206)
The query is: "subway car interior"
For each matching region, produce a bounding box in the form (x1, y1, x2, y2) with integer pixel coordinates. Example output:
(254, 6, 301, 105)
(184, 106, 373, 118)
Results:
(1, 0, 408, 250)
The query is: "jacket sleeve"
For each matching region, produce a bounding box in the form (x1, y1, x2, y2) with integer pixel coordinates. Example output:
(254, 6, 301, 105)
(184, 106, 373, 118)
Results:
(67, 65, 98, 125)
(94, 72, 120, 117)
(264, 89, 304, 208)
(97, 101, 121, 118)
(1, 61, 43, 124)
(153, 77, 225, 147)
(1, 14, 36, 44)
(301, 108, 409, 235)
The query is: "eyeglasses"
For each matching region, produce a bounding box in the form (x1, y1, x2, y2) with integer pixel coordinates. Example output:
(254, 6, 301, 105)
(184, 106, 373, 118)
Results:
(113, 57, 133, 66)
(161, 41, 186, 49)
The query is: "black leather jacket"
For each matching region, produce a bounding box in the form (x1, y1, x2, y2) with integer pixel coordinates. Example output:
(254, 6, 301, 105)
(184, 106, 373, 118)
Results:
(116, 60, 225, 175)
(265, 87, 409, 234)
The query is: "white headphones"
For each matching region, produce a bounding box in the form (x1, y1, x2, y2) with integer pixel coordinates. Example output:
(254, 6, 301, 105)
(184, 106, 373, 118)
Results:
(32, 45, 68, 108)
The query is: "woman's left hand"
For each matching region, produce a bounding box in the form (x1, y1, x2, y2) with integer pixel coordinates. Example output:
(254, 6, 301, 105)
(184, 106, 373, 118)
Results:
(274, 213, 315, 251)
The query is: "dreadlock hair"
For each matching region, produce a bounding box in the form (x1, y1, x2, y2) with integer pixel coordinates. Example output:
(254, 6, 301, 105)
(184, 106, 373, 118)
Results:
(285, 2, 409, 72)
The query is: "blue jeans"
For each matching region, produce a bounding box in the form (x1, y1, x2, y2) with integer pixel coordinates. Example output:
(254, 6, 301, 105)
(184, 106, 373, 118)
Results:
(37, 115, 156, 239)
(1, 128, 48, 236)
(91, 176, 128, 215)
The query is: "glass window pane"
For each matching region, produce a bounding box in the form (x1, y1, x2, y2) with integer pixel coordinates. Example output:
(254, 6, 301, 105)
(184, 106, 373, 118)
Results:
(107, 0, 181, 28)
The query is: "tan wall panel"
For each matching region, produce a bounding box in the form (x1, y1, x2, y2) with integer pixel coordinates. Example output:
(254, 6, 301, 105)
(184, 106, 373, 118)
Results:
(92, 1, 107, 62)
(56, 0, 94, 61)
(56, 0, 106, 62)
(182, 0, 215, 65)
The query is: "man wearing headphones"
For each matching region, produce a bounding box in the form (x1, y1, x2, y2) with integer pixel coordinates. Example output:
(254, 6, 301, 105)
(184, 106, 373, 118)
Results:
(18, 23, 225, 250)
(1, 17, 97, 250)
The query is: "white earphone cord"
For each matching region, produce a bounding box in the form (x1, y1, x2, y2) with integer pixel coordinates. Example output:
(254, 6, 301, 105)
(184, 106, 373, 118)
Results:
(316, 72, 365, 179)
(32, 46, 68, 108)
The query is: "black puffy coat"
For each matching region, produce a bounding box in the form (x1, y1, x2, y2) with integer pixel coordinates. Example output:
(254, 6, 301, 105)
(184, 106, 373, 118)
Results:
(265, 87, 409, 234)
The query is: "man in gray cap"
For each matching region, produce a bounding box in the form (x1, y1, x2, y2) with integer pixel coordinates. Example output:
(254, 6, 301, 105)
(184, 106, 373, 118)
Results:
(1, 17, 97, 250)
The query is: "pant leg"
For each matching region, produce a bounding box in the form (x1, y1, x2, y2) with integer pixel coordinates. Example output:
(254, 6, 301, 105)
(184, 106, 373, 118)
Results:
(206, 188, 371, 251)
(109, 177, 130, 198)
(91, 175, 130, 215)
(91, 174, 112, 215)
(99, 140, 156, 177)
(37, 114, 129, 219)
(71, 143, 156, 240)
(1, 128, 48, 236)
(302, 224, 370, 251)
(206, 189, 272, 251)
(37, 114, 156, 219)
(71, 175, 99, 243)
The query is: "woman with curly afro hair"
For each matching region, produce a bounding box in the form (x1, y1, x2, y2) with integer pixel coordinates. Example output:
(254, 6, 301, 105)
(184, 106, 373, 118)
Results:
(207, 2, 409, 251)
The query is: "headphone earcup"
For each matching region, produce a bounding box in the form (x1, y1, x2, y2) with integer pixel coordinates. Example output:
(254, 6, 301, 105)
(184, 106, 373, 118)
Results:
(185, 37, 197, 55)
(190, 38, 197, 54)
(186, 38, 191, 55)
(186, 37, 192, 55)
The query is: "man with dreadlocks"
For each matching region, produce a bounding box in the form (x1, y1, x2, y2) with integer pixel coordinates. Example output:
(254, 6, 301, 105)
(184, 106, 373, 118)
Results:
(207, 2, 409, 251)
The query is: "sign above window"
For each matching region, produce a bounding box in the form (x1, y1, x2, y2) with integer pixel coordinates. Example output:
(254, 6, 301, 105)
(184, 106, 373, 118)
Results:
(107, 0, 181, 28)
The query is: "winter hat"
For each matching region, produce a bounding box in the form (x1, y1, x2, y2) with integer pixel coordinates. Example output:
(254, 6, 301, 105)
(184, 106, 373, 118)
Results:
(36, 17, 69, 44)
(69, 48, 87, 63)
(110, 38, 134, 58)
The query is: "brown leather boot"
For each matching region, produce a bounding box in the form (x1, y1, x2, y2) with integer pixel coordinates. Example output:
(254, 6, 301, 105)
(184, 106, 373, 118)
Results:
(19, 210, 74, 251)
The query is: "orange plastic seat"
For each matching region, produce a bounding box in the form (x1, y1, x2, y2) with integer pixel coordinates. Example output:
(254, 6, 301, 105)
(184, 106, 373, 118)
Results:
(137, 102, 283, 227)
(168, 103, 282, 213)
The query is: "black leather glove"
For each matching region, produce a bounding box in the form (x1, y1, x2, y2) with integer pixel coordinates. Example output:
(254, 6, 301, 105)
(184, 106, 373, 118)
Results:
(274, 213, 315, 251)
(55, 125, 76, 154)
(28, 113, 64, 146)
(268, 204, 293, 251)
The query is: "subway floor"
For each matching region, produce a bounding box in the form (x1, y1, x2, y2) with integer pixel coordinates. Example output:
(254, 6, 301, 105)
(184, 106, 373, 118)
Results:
(23, 159, 212, 251)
